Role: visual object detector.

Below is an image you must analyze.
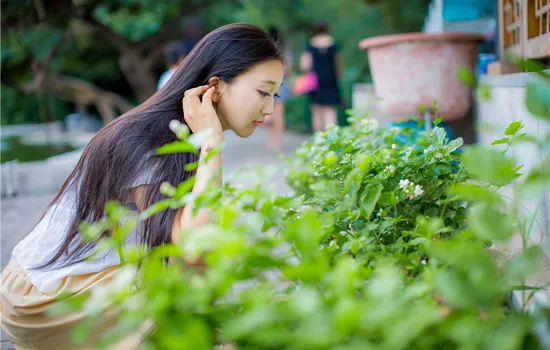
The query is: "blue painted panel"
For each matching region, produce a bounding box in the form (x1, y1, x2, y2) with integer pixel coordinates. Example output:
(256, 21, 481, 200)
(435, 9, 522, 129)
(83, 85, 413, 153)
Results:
(443, 0, 496, 21)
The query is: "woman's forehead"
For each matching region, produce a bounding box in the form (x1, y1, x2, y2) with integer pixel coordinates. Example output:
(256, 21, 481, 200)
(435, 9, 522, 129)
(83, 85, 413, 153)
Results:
(238, 60, 284, 85)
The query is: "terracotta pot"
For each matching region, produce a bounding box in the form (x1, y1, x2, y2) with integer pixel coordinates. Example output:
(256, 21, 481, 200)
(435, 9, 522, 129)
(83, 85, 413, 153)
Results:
(359, 33, 484, 121)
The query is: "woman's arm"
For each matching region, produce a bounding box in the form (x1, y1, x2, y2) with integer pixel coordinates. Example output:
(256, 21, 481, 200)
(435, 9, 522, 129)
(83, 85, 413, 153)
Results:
(172, 84, 224, 267)
(174, 134, 223, 243)
(300, 51, 312, 72)
(335, 52, 344, 79)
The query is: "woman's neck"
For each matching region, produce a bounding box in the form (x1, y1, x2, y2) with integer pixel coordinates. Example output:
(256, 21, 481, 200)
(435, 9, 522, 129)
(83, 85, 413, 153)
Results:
(311, 34, 334, 48)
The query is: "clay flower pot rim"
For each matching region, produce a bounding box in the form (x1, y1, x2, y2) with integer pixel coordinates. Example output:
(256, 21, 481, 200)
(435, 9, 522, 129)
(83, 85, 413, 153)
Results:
(359, 32, 485, 51)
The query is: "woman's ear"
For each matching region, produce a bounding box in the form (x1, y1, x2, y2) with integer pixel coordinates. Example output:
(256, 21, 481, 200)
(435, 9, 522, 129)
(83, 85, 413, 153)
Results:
(207, 76, 222, 103)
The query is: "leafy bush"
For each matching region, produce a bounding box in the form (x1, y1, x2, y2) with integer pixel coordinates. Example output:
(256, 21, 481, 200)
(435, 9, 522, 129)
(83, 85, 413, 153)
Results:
(53, 70, 550, 349)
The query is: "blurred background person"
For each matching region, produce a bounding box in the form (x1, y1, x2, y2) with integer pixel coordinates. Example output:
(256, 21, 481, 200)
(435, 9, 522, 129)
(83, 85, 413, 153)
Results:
(266, 26, 293, 151)
(300, 21, 343, 132)
(157, 41, 187, 90)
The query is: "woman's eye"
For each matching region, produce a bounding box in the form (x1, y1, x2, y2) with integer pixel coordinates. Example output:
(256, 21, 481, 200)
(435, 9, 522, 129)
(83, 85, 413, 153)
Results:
(258, 90, 270, 97)
(275, 93, 281, 99)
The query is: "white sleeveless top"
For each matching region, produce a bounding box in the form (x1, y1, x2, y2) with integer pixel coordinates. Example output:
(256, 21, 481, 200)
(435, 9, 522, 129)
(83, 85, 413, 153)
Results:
(12, 167, 156, 293)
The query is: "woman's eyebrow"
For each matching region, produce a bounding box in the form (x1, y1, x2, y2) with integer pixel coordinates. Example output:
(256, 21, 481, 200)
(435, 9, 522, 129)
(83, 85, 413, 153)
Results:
(259, 80, 283, 86)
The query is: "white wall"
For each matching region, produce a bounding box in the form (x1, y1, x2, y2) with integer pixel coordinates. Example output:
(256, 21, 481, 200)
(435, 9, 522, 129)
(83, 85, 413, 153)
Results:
(477, 72, 550, 257)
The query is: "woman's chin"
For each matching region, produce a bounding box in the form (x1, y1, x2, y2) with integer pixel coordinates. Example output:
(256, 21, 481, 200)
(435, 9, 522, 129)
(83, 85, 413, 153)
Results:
(234, 125, 255, 138)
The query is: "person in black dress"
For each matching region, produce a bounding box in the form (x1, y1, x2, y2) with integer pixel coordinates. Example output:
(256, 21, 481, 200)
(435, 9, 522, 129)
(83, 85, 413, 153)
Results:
(300, 22, 343, 132)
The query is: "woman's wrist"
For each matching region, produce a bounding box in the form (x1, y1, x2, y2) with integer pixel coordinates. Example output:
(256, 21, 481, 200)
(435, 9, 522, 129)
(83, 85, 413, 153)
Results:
(201, 132, 223, 149)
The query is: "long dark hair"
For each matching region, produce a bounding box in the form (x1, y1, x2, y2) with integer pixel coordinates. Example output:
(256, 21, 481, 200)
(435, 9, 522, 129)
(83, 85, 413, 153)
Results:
(39, 23, 283, 268)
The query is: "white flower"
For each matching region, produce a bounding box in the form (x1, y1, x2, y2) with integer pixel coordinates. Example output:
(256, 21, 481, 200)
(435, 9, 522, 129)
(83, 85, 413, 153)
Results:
(421, 259, 427, 265)
(391, 144, 397, 150)
(414, 184, 424, 197)
(435, 153, 442, 159)
(384, 165, 396, 175)
(169, 119, 190, 139)
(400, 180, 424, 199)
(360, 118, 379, 129)
(399, 179, 410, 189)
(169, 119, 183, 133)
(423, 149, 428, 154)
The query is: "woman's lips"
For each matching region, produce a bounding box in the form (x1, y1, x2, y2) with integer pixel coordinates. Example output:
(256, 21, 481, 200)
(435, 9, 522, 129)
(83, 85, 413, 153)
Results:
(254, 121, 263, 126)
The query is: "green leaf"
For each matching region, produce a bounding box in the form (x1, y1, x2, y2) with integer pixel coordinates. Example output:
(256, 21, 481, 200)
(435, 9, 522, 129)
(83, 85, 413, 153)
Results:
(149, 244, 183, 260)
(220, 204, 239, 229)
(512, 58, 549, 77)
(310, 180, 340, 199)
(378, 191, 399, 206)
(446, 137, 464, 153)
(259, 199, 274, 217)
(469, 203, 512, 241)
(514, 133, 538, 144)
(505, 246, 543, 285)
(520, 165, 550, 199)
(176, 178, 195, 198)
(408, 237, 430, 246)
(431, 127, 447, 146)
(139, 199, 172, 219)
(185, 162, 199, 171)
(525, 80, 550, 120)
(510, 284, 549, 291)
(433, 99, 439, 112)
(72, 318, 95, 345)
(491, 137, 510, 146)
(486, 315, 531, 350)
(360, 183, 383, 218)
(434, 117, 443, 125)
(435, 271, 478, 308)
(457, 65, 477, 88)
(462, 146, 517, 186)
(477, 84, 492, 101)
(156, 142, 197, 155)
(505, 121, 524, 136)
(450, 184, 502, 204)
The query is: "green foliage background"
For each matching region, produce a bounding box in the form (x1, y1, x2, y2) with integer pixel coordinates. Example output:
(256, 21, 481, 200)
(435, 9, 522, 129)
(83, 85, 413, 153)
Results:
(1, 0, 431, 127)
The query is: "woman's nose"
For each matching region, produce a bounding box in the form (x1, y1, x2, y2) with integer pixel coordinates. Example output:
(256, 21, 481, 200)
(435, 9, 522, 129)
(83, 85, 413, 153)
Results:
(262, 100, 275, 116)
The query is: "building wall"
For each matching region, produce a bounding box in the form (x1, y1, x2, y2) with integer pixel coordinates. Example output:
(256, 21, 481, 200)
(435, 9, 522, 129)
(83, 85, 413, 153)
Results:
(478, 71, 550, 257)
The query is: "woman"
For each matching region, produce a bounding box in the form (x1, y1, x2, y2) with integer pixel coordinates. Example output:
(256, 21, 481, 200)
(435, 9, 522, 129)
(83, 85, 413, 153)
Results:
(265, 26, 292, 151)
(300, 22, 343, 132)
(0, 23, 284, 349)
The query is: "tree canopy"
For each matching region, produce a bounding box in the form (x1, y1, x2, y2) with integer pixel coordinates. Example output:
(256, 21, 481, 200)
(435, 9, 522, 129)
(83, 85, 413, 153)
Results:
(1, 0, 431, 125)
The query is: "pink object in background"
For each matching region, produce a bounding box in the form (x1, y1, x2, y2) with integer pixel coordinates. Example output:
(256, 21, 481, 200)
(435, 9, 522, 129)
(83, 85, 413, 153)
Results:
(359, 33, 484, 121)
(293, 72, 319, 95)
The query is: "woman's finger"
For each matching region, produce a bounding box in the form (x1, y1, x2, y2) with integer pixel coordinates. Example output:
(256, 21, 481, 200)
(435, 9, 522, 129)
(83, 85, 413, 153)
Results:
(183, 86, 208, 109)
(184, 85, 208, 98)
(201, 87, 216, 114)
(183, 86, 208, 117)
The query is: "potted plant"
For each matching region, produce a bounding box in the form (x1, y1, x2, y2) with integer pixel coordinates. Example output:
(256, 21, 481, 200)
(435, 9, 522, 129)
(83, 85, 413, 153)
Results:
(359, 33, 484, 122)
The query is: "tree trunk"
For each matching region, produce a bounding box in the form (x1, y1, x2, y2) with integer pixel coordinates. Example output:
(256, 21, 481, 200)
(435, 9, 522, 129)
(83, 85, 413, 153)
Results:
(23, 73, 134, 125)
(118, 49, 158, 103)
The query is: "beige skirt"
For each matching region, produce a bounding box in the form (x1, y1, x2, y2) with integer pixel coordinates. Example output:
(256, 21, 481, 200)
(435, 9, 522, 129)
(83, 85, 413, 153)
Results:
(1, 258, 148, 350)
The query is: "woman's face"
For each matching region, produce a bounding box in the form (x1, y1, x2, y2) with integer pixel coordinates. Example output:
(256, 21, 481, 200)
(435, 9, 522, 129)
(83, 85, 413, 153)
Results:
(216, 59, 284, 138)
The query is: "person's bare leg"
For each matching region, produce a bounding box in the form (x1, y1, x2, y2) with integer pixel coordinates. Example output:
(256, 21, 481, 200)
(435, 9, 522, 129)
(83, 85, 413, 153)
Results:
(268, 101, 285, 151)
(324, 105, 338, 129)
(311, 104, 324, 133)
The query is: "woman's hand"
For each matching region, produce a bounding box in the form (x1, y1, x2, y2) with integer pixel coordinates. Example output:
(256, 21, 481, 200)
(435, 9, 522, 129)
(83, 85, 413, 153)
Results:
(182, 85, 223, 142)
